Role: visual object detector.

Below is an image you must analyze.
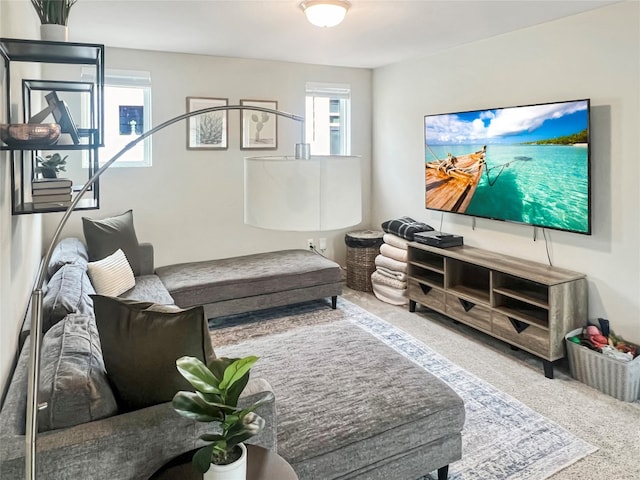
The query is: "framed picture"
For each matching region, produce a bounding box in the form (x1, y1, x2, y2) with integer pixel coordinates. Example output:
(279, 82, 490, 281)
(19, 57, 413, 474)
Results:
(186, 97, 228, 150)
(240, 99, 278, 150)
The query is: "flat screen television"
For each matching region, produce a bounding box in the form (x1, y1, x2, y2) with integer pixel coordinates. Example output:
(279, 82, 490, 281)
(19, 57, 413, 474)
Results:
(424, 99, 591, 235)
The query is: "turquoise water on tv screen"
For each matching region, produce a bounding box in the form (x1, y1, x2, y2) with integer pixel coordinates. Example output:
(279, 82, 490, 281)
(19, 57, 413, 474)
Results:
(426, 144, 590, 233)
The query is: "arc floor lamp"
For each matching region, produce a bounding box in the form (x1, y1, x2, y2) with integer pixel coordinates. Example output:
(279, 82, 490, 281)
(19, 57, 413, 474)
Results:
(25, 104, 362, 479)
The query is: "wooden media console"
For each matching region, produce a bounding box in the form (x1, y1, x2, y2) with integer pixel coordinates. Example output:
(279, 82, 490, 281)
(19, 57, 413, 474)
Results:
(407, 243, 587, 378)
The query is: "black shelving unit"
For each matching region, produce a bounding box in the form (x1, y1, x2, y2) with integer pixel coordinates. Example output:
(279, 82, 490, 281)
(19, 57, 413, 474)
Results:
(0, 38, 104, 215)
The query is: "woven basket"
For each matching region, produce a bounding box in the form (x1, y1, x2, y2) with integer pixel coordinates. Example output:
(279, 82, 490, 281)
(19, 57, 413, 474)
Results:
(345, 230, 384, 292)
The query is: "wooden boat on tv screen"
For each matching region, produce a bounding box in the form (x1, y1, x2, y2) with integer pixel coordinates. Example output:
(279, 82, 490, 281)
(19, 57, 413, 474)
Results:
(425, 146, 486, 213)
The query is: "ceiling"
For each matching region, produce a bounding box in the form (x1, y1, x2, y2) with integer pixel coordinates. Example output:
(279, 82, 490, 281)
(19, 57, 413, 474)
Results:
(68, 0, 619, 69)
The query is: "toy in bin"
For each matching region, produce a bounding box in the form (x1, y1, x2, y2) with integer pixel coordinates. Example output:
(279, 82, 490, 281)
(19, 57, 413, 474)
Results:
(567, 318, 638, 362)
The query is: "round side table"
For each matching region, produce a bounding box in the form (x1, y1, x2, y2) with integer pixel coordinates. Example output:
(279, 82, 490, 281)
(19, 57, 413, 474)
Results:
(149, 444, 298, 480)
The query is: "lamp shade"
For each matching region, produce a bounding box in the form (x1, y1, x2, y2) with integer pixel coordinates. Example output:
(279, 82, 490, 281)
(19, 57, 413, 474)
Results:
(244, 155, 361, 231)
(300, 0, 351, 27)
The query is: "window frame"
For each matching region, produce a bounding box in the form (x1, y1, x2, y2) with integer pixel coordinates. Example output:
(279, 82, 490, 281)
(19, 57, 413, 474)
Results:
(82, 68, 152, 168)
(305, 82, 351, 156)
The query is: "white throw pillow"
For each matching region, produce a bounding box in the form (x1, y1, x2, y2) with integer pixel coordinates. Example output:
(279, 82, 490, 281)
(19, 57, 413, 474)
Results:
(87, 249, 135, 297)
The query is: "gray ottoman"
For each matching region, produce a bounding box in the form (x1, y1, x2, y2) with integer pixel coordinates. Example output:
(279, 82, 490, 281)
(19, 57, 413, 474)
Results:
(218, 319, 465, 480)
(156, 249, 343, 318)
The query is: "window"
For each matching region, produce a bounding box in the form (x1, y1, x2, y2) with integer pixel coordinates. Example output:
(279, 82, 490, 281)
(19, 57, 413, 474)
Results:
(305, 82, 351, 155)
(82, 69, 152, 167)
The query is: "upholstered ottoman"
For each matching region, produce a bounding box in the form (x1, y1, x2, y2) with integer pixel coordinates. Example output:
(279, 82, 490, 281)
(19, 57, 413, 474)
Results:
(156, 249, 342, 319)
(217, 319, 465, 480)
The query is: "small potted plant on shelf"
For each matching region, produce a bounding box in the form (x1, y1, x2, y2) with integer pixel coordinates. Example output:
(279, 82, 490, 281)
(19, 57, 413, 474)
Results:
(30, 0, 78, 41)
(172, 355, 273, 480)
(35, 153, 67, 178)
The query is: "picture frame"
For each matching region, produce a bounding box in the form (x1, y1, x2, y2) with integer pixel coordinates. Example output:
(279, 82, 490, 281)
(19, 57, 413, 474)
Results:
(240, 99, 278, 150)
(186, 97, 228, 150)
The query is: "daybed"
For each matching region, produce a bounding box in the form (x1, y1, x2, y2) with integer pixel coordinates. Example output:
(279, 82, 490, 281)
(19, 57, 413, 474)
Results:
(0, 233, 464, 480)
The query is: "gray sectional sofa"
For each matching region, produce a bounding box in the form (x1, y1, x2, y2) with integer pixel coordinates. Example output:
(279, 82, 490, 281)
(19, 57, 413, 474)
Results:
(0, 237, 465, 480)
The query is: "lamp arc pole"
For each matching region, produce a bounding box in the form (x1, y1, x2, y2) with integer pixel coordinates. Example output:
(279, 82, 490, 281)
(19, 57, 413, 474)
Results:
(25, 105, 308, 480)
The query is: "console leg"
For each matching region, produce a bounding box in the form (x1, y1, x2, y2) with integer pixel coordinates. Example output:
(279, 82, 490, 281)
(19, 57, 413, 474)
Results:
(409, 300, 416, 313)
(543, 360, 554, 379)
(437, 465, 449, 480)
(331, 296, 337, 309)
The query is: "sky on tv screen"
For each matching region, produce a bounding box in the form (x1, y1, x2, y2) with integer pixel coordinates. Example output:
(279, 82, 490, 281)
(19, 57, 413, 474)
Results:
(425, 100, 588, 145)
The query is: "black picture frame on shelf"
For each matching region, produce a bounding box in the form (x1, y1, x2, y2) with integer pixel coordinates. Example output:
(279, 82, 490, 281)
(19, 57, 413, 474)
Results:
(29, 91, 80, 144)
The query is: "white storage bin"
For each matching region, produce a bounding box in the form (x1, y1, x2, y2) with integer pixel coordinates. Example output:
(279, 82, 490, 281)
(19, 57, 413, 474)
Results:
(565, 328, 640, 402)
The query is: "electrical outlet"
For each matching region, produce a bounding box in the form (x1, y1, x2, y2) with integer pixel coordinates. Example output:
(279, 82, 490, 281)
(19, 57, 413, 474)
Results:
(307, 238, 315, 250)
(318, 237, 327, 251)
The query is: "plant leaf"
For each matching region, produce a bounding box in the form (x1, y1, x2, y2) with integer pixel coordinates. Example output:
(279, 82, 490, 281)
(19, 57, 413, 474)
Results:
(199, 433, 225, 442)
(208, 357, 236, 382)
(176, 356, 221, 393)
(225, 371, 249, 407)
(219, 356, 258, 391)
(192, 444, 214, 473)
(172, 391, 222, 422)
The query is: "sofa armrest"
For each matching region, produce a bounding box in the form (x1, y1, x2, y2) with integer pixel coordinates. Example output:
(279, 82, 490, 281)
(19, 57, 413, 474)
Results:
(138, 242, 154, 275)
(0, 378, 276, 480)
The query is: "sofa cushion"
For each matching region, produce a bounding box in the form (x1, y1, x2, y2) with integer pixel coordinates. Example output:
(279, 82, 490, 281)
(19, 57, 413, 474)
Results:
(42, 263, 95, 334)
(155, 249, 342, 308)
(92, 295, 216, 412)
(82, 209, 142, 275)
(119, 274, 175, 305)
(47, 237, 89, 279)
(87, 248, 136, 297)
(38, 314, 118, 432)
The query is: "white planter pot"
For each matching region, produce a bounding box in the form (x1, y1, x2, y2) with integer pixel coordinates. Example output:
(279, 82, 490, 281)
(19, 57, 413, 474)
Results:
(40, 24, 68, 42)
(203, 443, 247, 480)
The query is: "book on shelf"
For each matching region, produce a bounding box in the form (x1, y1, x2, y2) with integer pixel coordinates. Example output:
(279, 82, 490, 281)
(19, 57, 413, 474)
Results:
(32, 193, 72, 203)
(32, 200, 72, 210)
(32, 186, 72, 196)
(32, 178, 73, 189)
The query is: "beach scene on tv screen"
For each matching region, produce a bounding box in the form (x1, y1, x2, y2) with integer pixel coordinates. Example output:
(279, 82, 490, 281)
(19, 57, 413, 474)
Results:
(424, 100, 590, 234)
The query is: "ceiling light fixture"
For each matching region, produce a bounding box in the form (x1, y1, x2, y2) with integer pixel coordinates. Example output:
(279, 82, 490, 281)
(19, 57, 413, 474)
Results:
(300, 0, 351, 28)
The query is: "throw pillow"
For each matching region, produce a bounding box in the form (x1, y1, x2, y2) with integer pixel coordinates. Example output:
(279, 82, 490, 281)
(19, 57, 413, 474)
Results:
(87, 249, 136, 297)
(92, 295, 216, 412)
(42, 263, 96, 334)
(38, 314, 118, 432)
(46, 237, 89, 279)
(82, 209, 142, 275)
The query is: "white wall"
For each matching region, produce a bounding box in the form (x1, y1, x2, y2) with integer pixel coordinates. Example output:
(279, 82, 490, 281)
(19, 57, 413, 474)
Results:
(0, 0, 44, 399)
(372, 1, 640, 342)
(42, 49, 372, 268)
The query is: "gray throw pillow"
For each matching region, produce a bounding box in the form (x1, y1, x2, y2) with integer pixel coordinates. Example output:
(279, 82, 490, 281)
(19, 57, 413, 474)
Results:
(42, 263, 96, 334)
(82, 210, 141, 275)
(92, 294, 216, 412)
(38, 314, 118, 432)
(46, 237, 89, 279)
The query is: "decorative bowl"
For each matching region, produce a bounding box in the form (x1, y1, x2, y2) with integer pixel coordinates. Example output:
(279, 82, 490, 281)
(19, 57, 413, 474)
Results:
(0, 123, 61, 147)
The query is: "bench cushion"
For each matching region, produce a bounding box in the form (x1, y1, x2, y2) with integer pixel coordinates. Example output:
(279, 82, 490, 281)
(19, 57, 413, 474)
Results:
(217, 320, 465, 479)
(156, 249, 341, 308)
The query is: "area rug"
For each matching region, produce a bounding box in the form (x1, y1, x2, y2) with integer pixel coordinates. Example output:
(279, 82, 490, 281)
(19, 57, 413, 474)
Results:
(211, 298, 597, 480)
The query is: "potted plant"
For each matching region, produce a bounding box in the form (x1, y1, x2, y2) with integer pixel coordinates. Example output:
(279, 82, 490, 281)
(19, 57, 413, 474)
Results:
(35, 153, 67, 178)
(172, 355, 273, 480)
(30, 0, 78, 41)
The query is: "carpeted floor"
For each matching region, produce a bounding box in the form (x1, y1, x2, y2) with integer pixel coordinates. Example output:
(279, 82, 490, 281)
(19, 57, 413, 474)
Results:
(209, 292, 639, 479)
(343, 288, 640, 480)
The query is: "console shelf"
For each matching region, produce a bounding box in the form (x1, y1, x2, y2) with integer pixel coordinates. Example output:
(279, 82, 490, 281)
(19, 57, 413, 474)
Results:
(407, 243, 587, 378)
